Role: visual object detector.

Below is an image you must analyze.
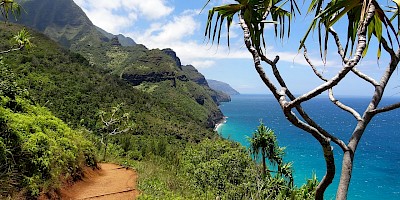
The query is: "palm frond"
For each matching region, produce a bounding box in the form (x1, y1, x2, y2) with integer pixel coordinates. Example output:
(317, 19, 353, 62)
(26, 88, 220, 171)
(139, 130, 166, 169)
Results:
(0, 0, 22, 21)
(301, 0, 399, 59)
(204, 0, 296, 54)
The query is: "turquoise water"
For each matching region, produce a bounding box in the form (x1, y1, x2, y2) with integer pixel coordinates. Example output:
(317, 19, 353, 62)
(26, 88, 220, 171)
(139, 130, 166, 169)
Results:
(217, 94, 400, 199)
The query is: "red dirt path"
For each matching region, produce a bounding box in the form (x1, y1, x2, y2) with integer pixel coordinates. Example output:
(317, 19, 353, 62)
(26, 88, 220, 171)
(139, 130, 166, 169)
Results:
(60, 163, 139, 200)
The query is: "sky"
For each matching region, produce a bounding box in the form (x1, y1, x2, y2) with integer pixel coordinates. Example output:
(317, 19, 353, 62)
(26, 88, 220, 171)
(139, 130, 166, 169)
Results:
(72, 0, 400, 96)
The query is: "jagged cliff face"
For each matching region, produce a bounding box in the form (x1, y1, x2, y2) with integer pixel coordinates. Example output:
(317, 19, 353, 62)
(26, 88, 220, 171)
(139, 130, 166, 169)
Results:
(96, 26, 136, 46)
(162, 48, 182, 69)
(181, 65, 209, 86)
(164, 52, 231, 103)
(122, 71, 189, 86)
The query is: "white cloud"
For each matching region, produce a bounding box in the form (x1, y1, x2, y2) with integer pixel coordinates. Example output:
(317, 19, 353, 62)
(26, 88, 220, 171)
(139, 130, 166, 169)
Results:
(147, 11, 199, 42)
(191, 60, 216, 69)
(84, 8, 135, 33)
(128, 1, 173, 20)
(73, 0, 173, 34)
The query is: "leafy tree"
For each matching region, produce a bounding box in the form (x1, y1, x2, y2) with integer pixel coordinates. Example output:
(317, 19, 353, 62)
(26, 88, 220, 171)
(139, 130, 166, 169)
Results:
(248, 121, 282, 177)
(180, 138, 256, 199)
(248, 122, 293, 186)
(204, 0, 399, 199)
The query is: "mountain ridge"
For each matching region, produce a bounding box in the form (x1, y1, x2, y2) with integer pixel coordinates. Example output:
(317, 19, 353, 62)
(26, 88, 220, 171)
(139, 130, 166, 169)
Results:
(207, 79, 240, 96)
(95, 26, 136, 46)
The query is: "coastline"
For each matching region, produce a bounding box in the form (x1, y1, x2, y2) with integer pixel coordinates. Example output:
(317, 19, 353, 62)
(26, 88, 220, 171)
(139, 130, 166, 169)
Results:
(214, 116, 227, 132)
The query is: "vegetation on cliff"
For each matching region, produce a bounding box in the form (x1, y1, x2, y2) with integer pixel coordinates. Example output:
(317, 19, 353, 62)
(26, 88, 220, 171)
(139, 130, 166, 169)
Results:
(0, 62, 96, 198)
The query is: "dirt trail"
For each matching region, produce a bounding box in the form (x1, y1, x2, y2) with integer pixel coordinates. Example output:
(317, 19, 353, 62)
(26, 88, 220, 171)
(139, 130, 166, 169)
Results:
(61, 163, 139, 200)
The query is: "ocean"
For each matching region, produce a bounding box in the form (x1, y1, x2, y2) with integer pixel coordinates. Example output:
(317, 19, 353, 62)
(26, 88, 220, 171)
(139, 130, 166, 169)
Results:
(217, 94, 400, 199)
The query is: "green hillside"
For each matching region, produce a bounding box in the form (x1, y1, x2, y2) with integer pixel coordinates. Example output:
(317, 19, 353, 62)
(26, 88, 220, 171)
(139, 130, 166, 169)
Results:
(0, 22, 215, 198)
(1, 24, 219, 141)
(13, 0, 226, 128)
(0, 55, 96, 198)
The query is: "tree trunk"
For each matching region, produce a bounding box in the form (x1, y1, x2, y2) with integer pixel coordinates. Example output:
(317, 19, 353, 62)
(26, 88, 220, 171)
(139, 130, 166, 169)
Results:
(262, 149, 267, 178)
(103, 138, 108, 161)
(336, 150, 354, 199)
(315, 142, 335, 200)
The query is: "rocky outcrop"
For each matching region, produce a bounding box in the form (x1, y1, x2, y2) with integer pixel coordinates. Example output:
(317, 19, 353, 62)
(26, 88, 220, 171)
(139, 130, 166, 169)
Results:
(181, 65, 208, 86)
(210, 91, 231, 103)
(195, 95, 205, 105)
(162, 48, 182, 69)
(111, 36, 122, 46)
(122, 72, 188, 86)
(207, 109, 224, 129)
(96, 26, 136, 46)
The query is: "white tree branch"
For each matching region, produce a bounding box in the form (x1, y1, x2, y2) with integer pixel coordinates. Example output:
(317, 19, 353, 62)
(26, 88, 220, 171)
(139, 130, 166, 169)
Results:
(371, 102, 400, 114)
(303, 46, 328, 82)
(328, 89, 362, 121)
(328, 28, 348, 62)
(0, 46, 24, 54)
(286, 3, 374, 110)
(304, 46, 363, 122)
(238, 12, 282, 102)
(328, 28, 379, 87)
(351, 68, 380, 86)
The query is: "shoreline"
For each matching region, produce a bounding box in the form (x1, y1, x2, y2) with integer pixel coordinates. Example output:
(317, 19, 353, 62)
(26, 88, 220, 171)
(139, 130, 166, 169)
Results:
(214, 116, 227, 132)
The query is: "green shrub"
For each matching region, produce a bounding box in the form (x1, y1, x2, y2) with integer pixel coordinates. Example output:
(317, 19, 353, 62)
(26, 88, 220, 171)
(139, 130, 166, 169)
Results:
(180, 139, 256, 199)
(0, 96, 96, 197)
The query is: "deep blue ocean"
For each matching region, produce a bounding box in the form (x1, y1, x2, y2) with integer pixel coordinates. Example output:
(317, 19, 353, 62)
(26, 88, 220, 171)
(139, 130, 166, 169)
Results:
(217, 94, 400, 199)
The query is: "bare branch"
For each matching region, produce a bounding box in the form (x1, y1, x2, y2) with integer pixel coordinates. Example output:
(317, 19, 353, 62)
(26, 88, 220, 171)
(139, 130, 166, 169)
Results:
(351, 68, 379, 86)
(346, 4, 399, 147)
(303, 46, 328, 81)
(381, 36, 398, 58)
(286, 3, 374, 110)
(328, 89, 362, 121)
(109, 127, 130, 135)
(328, 27, 348, 62)
(0, 46, 24, 54)
(371, 102, 400, 115)
(317, 28, 379, 87)
(363, 41, 400, 117)
(259, 45, 350, 152)
(304, 46, 363, 123)
(282, 108, 335, 199)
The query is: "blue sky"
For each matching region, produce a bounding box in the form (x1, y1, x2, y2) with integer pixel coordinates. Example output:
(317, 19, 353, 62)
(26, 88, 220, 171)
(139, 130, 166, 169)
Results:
(72, 0, 399, 96)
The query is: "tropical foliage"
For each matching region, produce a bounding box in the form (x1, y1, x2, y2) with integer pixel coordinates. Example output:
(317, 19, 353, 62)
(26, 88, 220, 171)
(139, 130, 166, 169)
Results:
(248, 122, 293, 186)
(0, 0, 22, 22)
(204, 0, 299, 51)
(0, 63, 96, 198)
(127, 137, 317, 200)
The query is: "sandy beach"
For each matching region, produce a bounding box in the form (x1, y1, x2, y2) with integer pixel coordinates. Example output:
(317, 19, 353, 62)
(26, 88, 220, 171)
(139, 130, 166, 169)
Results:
(214, 117, 227, 132)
